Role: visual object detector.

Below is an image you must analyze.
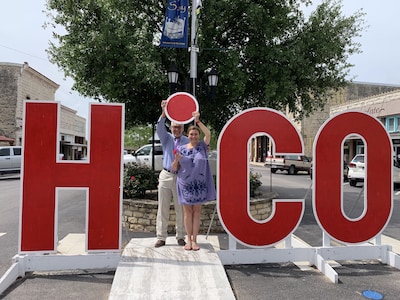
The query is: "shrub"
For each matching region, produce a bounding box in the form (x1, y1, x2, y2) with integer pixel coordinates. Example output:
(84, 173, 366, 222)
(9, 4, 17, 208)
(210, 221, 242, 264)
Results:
(123, 163, 158, 198)
(250, 169, 262, 197)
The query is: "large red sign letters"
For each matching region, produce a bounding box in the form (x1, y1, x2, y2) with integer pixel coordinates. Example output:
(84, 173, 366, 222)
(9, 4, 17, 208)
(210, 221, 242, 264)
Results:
(218, 108, 393, 247)
(19, 104, 393, 251)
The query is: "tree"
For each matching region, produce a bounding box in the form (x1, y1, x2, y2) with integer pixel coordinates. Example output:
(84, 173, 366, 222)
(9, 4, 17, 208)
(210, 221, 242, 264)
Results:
(124, 126, 153, 150)
(45, 0, 365, 133)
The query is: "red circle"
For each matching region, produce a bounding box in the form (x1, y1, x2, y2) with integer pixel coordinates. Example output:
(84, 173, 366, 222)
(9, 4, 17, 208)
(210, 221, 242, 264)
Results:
(165, 92, 199, 124)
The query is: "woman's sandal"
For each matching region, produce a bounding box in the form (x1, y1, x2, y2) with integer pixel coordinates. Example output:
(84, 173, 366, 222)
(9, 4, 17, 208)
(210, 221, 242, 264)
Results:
(192, 242, 200, 251)
(184, 242, 192, 251)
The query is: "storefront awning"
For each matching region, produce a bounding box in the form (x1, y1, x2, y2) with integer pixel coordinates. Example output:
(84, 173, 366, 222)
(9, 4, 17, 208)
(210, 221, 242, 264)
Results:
(0, 136, 15, 143)
(61, 141, 87, 147)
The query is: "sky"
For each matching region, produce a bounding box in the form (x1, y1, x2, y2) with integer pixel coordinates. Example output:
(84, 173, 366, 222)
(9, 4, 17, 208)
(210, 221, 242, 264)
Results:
(1, 0, 400, 121)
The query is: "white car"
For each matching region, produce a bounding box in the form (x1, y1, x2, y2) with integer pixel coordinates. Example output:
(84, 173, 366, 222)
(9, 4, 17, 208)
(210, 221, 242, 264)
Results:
(125, 144, 163, 171)
(0, 146, 22, 174)
(348, 154, 400, 186)
(123, 150, 137, 166)
(348, 154, 365, 186)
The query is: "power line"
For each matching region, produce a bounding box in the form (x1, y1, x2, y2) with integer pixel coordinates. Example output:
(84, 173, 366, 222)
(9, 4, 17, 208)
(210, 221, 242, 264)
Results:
(0, 43, 48, 61)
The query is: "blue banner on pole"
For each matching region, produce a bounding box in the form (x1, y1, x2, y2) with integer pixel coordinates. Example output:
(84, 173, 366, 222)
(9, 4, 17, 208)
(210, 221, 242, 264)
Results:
(160, 0, 189, 48)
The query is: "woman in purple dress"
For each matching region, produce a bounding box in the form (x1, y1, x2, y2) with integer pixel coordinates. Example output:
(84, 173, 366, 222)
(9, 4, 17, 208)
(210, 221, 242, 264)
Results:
(171, 112, 216, 251)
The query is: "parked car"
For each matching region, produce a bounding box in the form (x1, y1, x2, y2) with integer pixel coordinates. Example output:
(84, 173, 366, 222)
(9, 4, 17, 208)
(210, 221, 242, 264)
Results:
(0, 146, 22, 174)
(310, 160, 349, 181)
(348, 154, 365, 186)
(266, 155, 312, 175)
(123, 150, 136, 166)
(208, 150, 217, 176)
(125, 144, 164, 171)
(348, 154, 400, 187)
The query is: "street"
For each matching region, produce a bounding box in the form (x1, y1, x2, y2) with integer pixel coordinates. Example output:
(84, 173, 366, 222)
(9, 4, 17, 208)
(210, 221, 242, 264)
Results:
(0, 177, 20, 277)
(2, 168, 400, 299)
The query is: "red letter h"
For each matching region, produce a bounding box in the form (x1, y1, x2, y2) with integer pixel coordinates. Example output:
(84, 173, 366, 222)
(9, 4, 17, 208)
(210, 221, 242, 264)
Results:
(20, 102, 123, 252)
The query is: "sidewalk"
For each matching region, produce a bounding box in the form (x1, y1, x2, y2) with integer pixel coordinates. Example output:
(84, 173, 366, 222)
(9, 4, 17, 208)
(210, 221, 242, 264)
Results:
(108, 236, 235, 299)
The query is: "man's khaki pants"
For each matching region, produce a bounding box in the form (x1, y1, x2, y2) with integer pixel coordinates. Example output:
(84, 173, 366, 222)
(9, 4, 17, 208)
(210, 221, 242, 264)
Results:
(156, 169, 185, 241)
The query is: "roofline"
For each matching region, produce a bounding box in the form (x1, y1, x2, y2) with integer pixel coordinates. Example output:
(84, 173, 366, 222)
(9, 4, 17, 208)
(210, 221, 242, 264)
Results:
(351, 80, 400, 88)
(0, 61, 59, 89)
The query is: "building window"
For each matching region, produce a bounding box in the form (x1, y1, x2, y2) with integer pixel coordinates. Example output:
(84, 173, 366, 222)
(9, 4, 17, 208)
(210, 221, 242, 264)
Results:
(386, 117, 397, 132)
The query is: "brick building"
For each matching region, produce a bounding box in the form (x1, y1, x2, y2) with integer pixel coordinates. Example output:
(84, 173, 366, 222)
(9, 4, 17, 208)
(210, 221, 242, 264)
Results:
(0, 62, 86, 159)
(251, 82, 400, 163)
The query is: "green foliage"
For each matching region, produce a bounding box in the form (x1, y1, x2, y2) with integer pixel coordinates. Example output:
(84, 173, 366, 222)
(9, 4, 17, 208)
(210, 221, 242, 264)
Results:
(250, 169, 262, 197)
(123, 163, 158, 198)
(198, 0, 366, 126)
(124, 126, 153, 149)
(45, 0, 365, 132)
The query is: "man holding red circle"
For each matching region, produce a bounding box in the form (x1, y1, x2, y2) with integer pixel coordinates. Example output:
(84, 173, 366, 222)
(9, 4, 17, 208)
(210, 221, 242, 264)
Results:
(154, 100, 189, 247)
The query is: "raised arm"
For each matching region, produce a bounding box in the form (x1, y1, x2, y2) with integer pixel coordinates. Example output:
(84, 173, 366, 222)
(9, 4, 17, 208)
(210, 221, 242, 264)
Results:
(193, 112, 211, 146)
(160, 100, 167, 118)
(156, 100, 169, 144)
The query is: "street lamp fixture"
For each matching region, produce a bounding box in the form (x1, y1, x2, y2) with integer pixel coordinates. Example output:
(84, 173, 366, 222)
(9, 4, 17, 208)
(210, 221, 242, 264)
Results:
(167, 64, 179, 85)
(207, 67, 219, 87)
(167, 64, 180, 94)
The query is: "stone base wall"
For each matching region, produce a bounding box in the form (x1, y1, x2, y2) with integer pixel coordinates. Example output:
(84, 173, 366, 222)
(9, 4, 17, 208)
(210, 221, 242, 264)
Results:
(123, 197, 273, 234)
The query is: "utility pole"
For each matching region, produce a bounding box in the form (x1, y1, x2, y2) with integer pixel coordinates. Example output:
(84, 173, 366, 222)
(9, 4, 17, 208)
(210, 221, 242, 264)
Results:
(189, 0, 199, 97)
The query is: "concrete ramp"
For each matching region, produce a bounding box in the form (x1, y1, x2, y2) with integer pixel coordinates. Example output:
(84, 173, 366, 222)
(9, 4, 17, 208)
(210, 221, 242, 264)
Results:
(109, 236, 235, 300)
